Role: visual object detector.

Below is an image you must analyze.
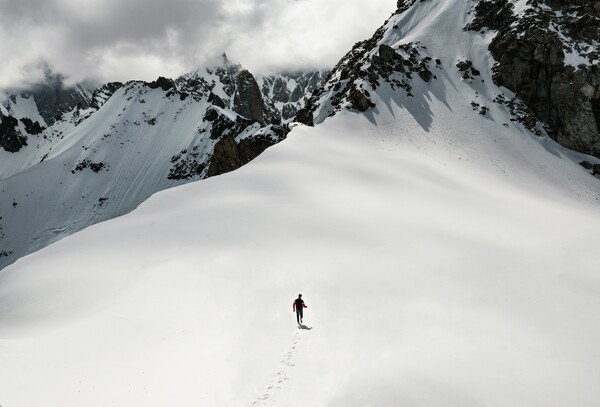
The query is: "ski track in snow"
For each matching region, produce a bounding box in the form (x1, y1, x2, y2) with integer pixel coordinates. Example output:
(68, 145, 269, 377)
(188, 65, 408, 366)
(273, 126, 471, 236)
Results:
(251, 331, 303, 406)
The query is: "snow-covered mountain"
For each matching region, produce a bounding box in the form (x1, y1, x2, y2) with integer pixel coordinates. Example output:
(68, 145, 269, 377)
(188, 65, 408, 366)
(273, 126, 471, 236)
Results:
(2, 1, 600, 406)
(0, 57, 297, 269)
(297, 0, 600, 171)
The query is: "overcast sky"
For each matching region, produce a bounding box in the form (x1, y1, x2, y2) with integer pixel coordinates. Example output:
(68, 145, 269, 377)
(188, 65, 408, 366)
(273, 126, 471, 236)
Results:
(0, 0, 393, 89)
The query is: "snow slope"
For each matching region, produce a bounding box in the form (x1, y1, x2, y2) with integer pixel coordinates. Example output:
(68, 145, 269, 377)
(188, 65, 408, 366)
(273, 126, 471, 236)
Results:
(0, 68, 284, 269)
(2, 0, 600, 406)
(1, 107, 600, 406)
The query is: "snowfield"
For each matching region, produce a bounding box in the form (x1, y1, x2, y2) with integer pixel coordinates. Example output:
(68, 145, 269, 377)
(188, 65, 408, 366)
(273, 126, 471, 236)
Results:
(1, 108, 600, 406)
(2, 0, 600, 405)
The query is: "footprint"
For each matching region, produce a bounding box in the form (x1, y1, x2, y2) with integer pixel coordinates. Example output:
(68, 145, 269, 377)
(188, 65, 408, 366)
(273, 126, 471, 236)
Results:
(251, 333, 302, 406)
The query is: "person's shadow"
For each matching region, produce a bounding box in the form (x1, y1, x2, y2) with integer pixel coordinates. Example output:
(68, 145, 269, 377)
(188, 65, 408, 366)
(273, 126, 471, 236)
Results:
(298, 324, 312, 330)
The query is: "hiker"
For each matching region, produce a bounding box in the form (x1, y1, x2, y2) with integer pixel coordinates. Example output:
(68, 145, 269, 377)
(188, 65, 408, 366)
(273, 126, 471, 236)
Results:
(293, 294, 307, 324)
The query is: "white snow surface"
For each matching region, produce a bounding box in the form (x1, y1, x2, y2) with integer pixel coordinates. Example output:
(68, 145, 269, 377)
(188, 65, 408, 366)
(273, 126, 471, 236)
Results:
(2, 0, 600, 405)
(1, 107, 600, 406)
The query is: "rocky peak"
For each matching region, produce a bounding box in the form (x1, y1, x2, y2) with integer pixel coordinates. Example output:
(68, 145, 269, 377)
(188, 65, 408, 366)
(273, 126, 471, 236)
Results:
(233, 69, 265, 122)
(177, 56, 279, 125)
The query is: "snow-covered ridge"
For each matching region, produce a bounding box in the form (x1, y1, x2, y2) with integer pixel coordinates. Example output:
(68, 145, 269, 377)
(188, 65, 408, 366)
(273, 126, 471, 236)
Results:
(296, 0, 600, 165)
(297, 0, 490, 125)
(0, 61, 293, 270)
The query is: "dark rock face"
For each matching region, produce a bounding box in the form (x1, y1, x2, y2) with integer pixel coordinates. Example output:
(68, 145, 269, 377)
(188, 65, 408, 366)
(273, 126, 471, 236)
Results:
(25, 69, 93, 125)
(20, 117, 45, 135)
(237, 134, 279, 164)
(207, 135, 240, 176)
(0, 115, 27, 153)
(475, 1, 600, 156)
(464, 0, 515, 32)
(349, 88, 373, 112)
(147, 76, 175, 91)
(295, 107, 314, 127)
(90, 82, 124, 110)
(207, 92, 226, 109)
(234, 70, 264, 122)
(271, 77, 290, 104)
(211, 115, 248, 141)
(206, 132, 283, 178)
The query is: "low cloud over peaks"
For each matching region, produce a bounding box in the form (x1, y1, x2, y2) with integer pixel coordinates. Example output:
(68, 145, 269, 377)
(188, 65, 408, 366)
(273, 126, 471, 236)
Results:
(0, 0, 392, 89)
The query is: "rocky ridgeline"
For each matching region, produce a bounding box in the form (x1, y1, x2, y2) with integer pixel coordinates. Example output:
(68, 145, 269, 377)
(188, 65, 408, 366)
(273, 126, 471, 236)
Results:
(90, 82, 124, 110)
(296, 1, 435, 126)
(0, 56, 328, 183)
(171, 57, 288, 180)
(468, 0, 600, 157)
(177, 56, 280, 125)
(294, 0, 599, 172)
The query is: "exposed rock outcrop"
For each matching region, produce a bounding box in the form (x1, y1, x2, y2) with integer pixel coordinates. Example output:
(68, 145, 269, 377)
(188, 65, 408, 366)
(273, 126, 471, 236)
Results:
(90, 82, 124, 110)
(206, 131, 284, 178)
(471, 1, 600, 156)
(20, 117, 45, 135)
(0, 115, 27, 153)
(234, 70, 264, 122)
(295, 26, 434, 125)
(147, 76, 175, 91)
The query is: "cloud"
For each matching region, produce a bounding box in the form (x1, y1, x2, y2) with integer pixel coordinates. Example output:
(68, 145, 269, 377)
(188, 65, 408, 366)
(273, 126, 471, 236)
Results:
(0, 0, 393, 89)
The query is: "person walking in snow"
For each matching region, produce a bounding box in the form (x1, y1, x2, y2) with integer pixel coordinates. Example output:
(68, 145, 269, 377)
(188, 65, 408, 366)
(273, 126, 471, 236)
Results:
(293, 294, 307, 324)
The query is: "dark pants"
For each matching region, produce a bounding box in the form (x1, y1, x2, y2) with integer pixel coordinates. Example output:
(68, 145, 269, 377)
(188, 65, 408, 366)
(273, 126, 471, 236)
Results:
(296, 308, 303, 323)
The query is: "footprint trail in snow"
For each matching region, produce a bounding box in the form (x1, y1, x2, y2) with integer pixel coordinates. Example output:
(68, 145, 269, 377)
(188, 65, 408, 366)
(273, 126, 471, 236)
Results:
(251, 331, 303, 406)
